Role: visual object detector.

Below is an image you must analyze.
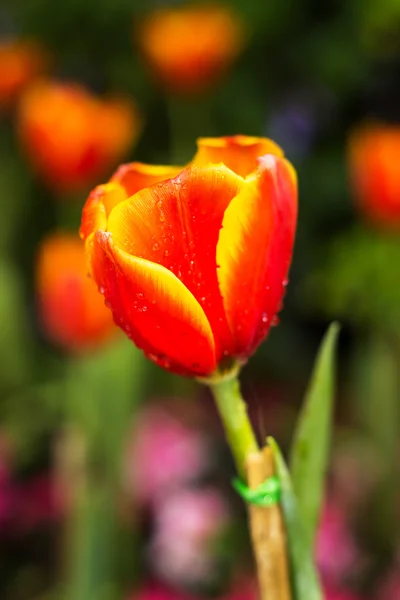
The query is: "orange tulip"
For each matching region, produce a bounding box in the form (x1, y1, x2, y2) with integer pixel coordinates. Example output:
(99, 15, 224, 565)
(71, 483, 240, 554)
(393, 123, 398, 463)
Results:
(0, 39, 47, 109)
(348, 123, 400, 228)
(137, 4, 245, 95)
(36, 233, 115, 351)
(18, 81, 141, 193)
(80, 135, 297, 377)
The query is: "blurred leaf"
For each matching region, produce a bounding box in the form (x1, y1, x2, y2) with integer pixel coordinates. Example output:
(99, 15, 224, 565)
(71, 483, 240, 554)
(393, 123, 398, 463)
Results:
(351, 333, 399, 552)
(289, 322, 339, 548)
(268, 437, 323, 600)
(306, 227, 400, 332)
(0, 259, 32, 390)
(63, 486, 119, 600)
(63, 336, 148, 600)
(66, 335, 147, 479)
(352, 333, 398, 460)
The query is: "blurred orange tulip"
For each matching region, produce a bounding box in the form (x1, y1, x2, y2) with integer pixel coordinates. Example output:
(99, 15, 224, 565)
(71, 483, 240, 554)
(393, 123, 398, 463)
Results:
(80, 135, 297, 377)
(0, 39, 47, 109)
(36, 233, 115, 351)
(137, 4, 245, 95)
(348, 123, 400, 228)
(18, 81, 141, 193)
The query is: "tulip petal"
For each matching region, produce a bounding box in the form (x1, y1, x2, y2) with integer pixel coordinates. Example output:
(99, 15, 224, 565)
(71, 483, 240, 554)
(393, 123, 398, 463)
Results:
(217, 154, 297, 357)
(89, 231, 217, 376)
(111, 162, 183, 197)
(193, 135, 284, 177)
(107, 165, 245, 359)
(80, 182, 127, 240)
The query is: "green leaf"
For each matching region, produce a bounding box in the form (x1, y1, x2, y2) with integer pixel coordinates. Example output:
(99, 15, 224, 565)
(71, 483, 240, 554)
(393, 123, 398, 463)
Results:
(268, 437, 323, 600)
(289, 322, 340, 548)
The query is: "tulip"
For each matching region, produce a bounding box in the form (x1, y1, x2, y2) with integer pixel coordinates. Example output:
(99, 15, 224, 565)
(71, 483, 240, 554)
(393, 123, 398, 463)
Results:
(0, 39, 47, 109)
(18, 80, 141, 193)
(348, 123, 400, 228)
(80, 135, 297, 378)
(36, 233, 115, 351)
(136, 4, 245, 95)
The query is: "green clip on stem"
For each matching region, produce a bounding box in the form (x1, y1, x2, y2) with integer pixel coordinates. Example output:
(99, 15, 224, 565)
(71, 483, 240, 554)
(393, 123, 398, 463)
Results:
(232, 475, 281, 507)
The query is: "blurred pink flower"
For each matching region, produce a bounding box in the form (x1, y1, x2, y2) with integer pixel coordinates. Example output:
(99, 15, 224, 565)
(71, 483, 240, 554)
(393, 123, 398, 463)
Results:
(127, 581, 190, 600)
(127, 578, 256, 600)
(323, 585, 364, 600)
(148, 487, 231, 586)
(316, 500, 360, 585)
(125, 405, 210, 505)
(12, 473, 62, 533)
(375, 554, 400, 599)
(0, 439, 13, 526)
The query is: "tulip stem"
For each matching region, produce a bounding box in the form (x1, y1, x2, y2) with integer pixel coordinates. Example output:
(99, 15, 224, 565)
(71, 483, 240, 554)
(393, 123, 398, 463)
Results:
(209, 375, 259, 479)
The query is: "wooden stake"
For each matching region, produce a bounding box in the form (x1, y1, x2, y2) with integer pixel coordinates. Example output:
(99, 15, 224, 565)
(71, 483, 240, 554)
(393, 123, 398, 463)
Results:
(245, 446, 292, 600)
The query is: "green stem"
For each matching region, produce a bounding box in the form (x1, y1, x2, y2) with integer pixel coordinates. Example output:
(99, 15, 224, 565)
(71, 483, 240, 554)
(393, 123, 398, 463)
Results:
(209, 375, 259, 479)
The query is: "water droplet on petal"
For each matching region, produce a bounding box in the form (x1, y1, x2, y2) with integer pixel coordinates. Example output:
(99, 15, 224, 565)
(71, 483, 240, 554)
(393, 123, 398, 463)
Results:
(164, 250, 169, 258)
(152, 242, 159, 251)
(261, 313, 268, 323)
(99, 286, 105, 294)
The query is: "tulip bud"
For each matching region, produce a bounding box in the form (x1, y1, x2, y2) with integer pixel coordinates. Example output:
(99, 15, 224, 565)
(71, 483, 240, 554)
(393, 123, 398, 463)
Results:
(136, 4, 245, 95)
(348, 123, 400, 229)
(18, 81, 141, 194)
(36, 233, 115, 351)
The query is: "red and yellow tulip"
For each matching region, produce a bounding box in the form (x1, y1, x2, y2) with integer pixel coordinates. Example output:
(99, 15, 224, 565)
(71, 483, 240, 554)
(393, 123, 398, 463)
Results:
(80, 136, 297, 377)
(348, 123, 400, 228)
(137, 4, 245, 95)
(18, 80, 141, 193)
(36, 233, 115, 351)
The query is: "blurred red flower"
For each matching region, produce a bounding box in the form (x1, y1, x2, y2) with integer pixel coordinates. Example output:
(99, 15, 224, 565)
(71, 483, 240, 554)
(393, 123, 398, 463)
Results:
(18, 80, 141, 193)
(36, 233, 115, 351)
(0, 39, 47, 109)
(136, 4, 245, 95)
(80, 135, 297, 377)
(348, 123, 400, 229)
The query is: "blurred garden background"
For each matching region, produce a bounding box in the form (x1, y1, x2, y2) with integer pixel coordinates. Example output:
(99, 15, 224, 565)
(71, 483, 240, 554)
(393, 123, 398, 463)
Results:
(1, 0, 400, 598)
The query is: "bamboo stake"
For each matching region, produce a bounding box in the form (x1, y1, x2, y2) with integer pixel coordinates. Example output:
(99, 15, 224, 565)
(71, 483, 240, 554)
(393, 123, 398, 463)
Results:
(246, 446, 292, 600)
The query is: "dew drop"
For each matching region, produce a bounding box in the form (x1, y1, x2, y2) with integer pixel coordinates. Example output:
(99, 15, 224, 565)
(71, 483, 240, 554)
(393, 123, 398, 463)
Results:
(142, 306, 148, 312)
(283, 279, 289, 287)
(164, 249, 170, 258)
(271, 315, 280, 327)
(137, 292, 144, 298)
(99, 286, 105, 294)
(152, 242, 160, 251)
(261, 313, 268, 323)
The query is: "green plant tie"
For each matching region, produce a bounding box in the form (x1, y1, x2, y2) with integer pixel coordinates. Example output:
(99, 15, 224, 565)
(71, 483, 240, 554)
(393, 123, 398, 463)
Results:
(232, 474, 281, 507)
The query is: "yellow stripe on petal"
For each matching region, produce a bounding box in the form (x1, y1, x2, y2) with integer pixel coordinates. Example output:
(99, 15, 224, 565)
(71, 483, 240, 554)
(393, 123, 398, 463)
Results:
(80, 182, 127, 240)
(100, 234, 217, 376)
(217, 155, 297, 357)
